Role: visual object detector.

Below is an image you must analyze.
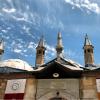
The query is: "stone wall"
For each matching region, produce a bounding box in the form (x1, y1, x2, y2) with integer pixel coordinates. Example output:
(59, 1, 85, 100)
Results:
(0, 73, 36, 100)
(0, 79, 7, 99)
(24, 78, 37, 100)
(80, 76, 98, 100)
(36, 79, 80, 100)
(0, 74, 98, 100)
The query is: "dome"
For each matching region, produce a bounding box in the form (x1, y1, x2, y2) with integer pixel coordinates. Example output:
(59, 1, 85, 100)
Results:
(0, 59, 33, 71)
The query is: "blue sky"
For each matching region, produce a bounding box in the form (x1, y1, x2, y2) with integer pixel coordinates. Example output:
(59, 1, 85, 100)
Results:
(0, 0, 100, 66)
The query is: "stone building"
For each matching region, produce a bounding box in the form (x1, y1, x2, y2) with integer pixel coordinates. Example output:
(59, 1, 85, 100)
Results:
(0, 33, 100, 100)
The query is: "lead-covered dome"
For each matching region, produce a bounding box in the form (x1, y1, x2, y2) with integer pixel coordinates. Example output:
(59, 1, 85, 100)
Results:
(0, 59, 33, 71)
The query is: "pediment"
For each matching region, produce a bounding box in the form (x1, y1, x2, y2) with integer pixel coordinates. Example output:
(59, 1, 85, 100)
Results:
(35, 57, 83, 71)
(34, 58, 82, 79)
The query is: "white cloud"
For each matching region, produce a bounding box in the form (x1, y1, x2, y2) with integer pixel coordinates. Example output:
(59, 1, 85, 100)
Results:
(45, 44, 56, 58)
(65, 0, 100, 14)
(44, 15, 64, 30)
(64, 49, 81, 60)
(11, 15, 29, 22)
(1, 29, 8, 33)
(6, 0, 12, 3)
(22, 25, 30, 33)
(46, 44, 56, 53)
(13, 48, 22, 53)
(2, 8, 16, 13)
(28, 42, 36, 50)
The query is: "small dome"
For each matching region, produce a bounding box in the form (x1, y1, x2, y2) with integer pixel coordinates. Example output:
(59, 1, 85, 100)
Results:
(0, 59, 33, 71)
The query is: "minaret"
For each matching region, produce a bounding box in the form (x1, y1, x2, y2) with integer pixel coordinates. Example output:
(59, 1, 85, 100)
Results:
(83, 34, 94, 66)
(56, 32, 63, 58)
(0, 39, 4, 61)
(35, 36, 46, 67)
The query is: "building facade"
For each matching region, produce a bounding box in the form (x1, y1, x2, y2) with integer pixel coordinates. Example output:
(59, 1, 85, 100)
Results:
(0, 33, 100, 100)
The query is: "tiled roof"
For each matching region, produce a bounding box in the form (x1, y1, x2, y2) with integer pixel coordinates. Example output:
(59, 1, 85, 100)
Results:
(0, 66, 27, 73)
(34, 57, 83, 71)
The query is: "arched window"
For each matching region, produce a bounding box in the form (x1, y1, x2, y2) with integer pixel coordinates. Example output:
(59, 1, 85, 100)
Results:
(49, 91, 67, 100)
(38, 50, 42, 54)
(88, 49, 90, 53)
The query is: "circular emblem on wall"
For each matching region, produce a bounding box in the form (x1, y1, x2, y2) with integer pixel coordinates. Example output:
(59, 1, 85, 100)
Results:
(11, 82, 20, 90)
(53, 73, 59, 78)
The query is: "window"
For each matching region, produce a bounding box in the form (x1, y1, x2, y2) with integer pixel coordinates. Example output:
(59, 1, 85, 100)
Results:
(88, 49, 90, 53)
(38, 50, 41, 54)
(43, 51, 45, 55)
(84, 50, 86, 53)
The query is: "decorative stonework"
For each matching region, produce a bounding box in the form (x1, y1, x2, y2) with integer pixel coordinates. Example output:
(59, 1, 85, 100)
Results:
(36, 79, 80, 100)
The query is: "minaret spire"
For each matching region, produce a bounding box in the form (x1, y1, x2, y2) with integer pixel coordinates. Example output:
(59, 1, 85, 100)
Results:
(84, 34, 92, 46)
(0, 39, 4, 55)
(0, 39, 4, 61)
(37, 35, 45, 47)
(56, 32, 63, 58)
(35, 35, 46, 67)
(83, 34, 94, 66)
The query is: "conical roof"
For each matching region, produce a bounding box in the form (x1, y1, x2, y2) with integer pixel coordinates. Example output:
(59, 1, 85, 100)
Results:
(37, 35, 45, 48)
(84, 34, 92, 46)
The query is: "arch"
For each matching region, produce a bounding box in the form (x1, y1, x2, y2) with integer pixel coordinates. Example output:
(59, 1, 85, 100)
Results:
(37, 88, 79, 100)
(49, 97, 67, 100)
(49, 91, 67, 100)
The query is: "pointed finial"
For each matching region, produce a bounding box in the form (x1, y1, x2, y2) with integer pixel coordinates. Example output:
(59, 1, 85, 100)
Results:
(56, 32, 63, 58)
(56, 32, 63, 48)
(37, 35, 45, 48)
(84, 34, 92, 46)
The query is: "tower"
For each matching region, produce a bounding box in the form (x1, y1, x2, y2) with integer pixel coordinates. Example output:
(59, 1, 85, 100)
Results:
(83, 34, 94, 66)
(35, 36, 46, 67)
(56, 32, 63, 58)
(0, 39, 4, 61)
